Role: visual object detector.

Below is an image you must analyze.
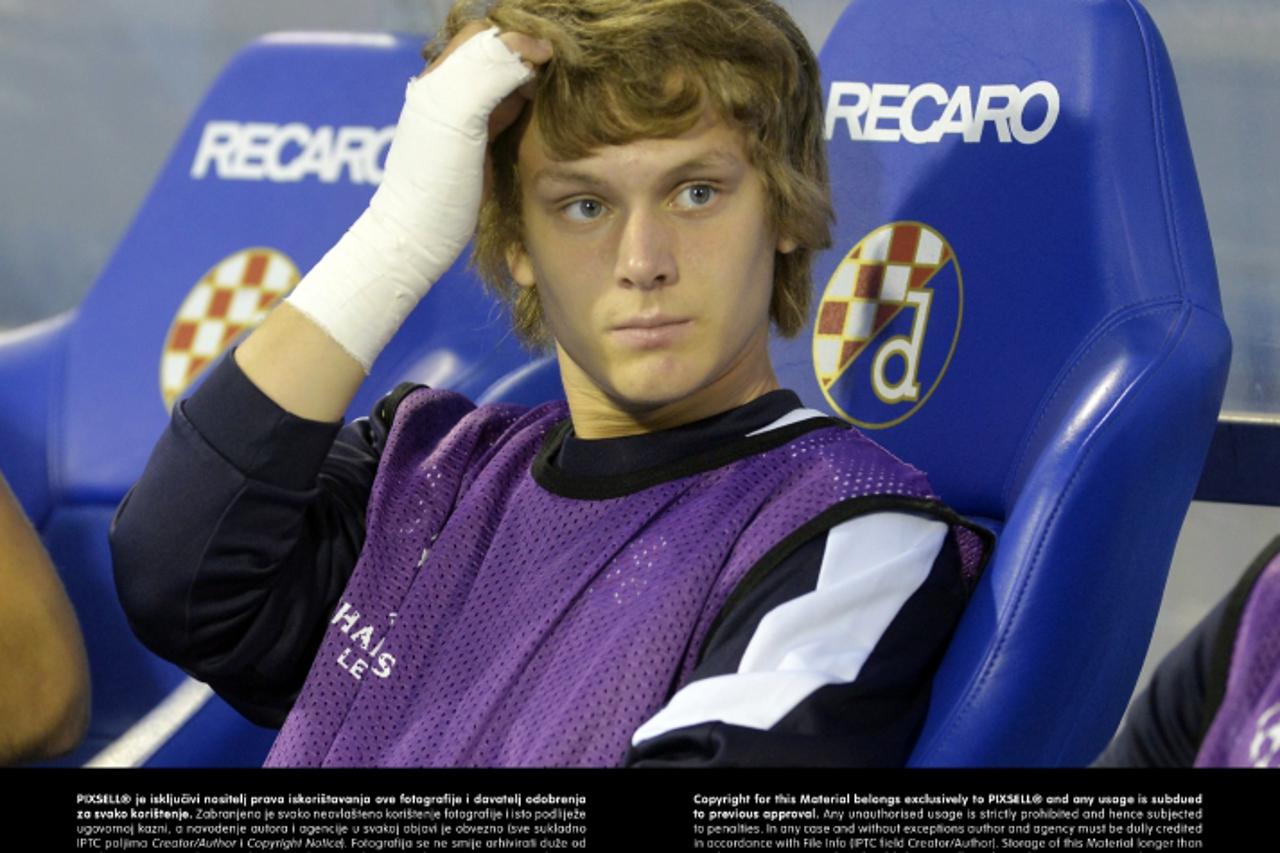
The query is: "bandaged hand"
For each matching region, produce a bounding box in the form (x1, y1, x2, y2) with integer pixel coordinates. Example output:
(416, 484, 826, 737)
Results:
(286, 26, 550, 371)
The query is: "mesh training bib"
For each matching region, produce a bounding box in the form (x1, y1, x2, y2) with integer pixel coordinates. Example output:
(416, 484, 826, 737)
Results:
(265, 389, 984, 767)
(1196, 548, 1280, 767)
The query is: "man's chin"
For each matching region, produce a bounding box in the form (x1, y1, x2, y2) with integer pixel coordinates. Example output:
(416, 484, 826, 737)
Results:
(603, 376, 726, 424)
(605, 388, 689, 419)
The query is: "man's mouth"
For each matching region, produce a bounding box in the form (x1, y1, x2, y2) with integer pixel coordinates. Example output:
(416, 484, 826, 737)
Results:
(610, 315, 693, 349)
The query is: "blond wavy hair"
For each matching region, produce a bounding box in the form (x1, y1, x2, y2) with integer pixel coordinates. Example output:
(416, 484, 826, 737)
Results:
(428, 0, 832, 348)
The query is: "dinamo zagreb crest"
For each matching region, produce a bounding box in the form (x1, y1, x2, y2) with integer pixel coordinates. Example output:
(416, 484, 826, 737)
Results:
(160, 247, 299, 409)
(813, 222, 962, 429)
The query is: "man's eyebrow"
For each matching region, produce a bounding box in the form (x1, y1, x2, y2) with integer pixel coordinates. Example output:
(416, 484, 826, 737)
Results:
(532, 166, 611, 189)
(665, 149, 745, 176)
(532, 149, 746, 189)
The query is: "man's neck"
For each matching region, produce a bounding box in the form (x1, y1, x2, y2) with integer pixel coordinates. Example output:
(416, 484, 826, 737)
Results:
(557, 343, 781, 440)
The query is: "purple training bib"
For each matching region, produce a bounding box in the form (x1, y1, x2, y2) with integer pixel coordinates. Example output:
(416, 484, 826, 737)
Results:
(266, 390, 983, 767)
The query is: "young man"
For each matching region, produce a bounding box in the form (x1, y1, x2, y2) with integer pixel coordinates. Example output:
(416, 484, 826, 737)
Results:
(112, 0, 987, 767)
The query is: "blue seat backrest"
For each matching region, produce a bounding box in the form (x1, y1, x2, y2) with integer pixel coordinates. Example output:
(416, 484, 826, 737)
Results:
(0, 32, 546, 766)
(766, 0, 1230, 764)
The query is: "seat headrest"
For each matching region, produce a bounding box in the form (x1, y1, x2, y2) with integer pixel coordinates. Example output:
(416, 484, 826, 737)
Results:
(770, 0, 1221, 516)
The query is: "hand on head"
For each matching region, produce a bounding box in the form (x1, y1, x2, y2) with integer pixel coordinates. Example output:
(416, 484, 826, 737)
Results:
(423, 21, 553, 140)
(276, 23, 553, 379)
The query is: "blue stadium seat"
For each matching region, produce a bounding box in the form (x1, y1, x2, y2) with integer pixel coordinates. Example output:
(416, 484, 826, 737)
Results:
(0, 32, 548, 767)
(768, 0, 1230, 764)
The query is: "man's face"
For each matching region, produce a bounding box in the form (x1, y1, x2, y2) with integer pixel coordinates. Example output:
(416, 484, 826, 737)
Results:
(508, 111, 795, 432)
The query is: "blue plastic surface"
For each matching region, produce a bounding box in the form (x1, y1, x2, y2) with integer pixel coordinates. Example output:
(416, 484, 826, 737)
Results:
(780, 0, 1230, 765)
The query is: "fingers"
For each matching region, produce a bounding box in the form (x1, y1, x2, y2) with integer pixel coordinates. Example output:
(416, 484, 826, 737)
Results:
(488, 90, 531, 139)
(500, 34, 552, 103)
(499, 31, 553, 67)
(516, 76, 540, 102)
(422, 23, 552, 79)
(413, 23, 553, 140)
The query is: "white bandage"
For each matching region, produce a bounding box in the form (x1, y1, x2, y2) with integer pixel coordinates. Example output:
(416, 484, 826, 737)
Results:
(286, 28, 534, 370)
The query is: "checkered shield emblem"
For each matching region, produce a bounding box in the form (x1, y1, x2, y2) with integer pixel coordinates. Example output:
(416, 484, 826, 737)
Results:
(160, 248, 299, 409)
(813, 222, 963, 428)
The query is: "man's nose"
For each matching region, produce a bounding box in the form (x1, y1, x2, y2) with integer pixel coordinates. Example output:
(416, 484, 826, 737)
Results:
(614, 208, 678, 291)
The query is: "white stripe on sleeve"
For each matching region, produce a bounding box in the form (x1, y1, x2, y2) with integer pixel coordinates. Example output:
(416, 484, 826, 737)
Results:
(631, 512, 947, 745)
(745, 408, 831, 436)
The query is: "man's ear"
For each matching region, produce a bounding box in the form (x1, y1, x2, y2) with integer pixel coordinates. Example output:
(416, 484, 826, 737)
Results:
(777, 235, 798, 255)
(507, 244, 536, 288)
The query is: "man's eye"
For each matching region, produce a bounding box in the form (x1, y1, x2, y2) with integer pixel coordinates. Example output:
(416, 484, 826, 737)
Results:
(673, 184, 718, 209)
(563, 199, 605, 222)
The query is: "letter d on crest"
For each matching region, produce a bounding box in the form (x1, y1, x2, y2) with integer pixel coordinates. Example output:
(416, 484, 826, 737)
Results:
(871, 288, 932, 403)
(813, 222, 962, 429)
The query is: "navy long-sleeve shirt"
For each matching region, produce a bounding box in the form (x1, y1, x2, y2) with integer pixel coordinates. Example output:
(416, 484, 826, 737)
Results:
(111, 352, 967, 766)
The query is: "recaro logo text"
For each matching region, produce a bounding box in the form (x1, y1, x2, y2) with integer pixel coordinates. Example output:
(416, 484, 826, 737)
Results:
(190, 121, 395, 184)
(825, 82, 1060, 145)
